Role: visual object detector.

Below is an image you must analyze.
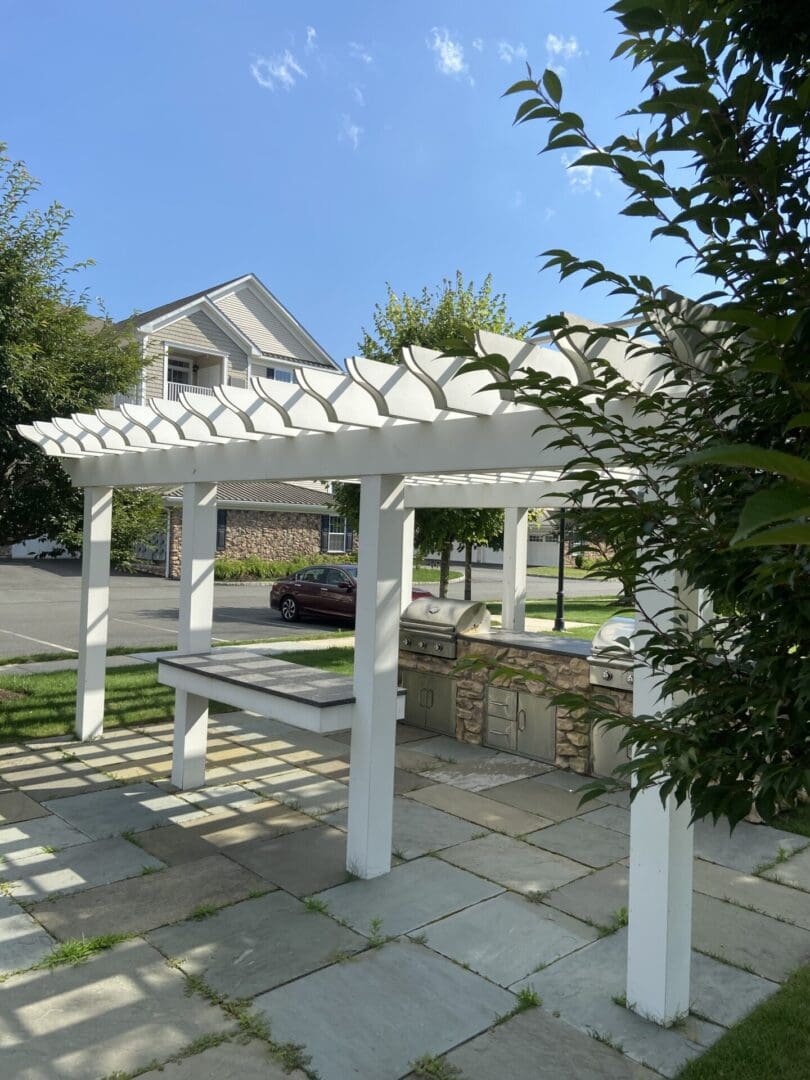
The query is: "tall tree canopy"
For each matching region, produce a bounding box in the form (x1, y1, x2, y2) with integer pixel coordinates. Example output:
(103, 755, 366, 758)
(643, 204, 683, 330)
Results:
(0, 145, 162, 564)
(335, 272, 522, 596)
(472, 0, 810, 824)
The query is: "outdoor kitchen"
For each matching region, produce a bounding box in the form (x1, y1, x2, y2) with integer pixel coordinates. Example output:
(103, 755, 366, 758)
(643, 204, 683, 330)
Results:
(398, 599, 634, 778)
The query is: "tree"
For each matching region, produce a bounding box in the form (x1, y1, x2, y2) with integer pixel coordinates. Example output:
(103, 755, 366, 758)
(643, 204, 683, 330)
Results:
(334, 272, 522, 595)
(0, 145, 163, 565)
(470, 0, 810, 824)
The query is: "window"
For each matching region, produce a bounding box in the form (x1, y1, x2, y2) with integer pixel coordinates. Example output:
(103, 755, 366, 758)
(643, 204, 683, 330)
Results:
(168, 356, 192, 385)
(320, 515, 352, 554)
(265, 366, 294, 383)
(216, 509, 227, 551)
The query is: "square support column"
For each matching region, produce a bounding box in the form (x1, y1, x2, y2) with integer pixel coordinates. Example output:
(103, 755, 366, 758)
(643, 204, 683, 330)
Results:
(626, 568, 694, 1025)
(346, 474, 406, 879)
(172, 482, 217, 790)
(401, 508, 415, 613)
(501, 507, 529, 631)
(76, 486, 113, 741)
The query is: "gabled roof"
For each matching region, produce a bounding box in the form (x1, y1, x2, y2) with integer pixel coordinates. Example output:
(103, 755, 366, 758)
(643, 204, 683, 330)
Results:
(116, 273, 337, 370)
(162, 480, 334, 510)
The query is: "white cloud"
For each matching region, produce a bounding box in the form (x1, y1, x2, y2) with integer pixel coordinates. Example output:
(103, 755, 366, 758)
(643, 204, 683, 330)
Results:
(497, 40, 528, 64)
(250, 50, 306, 91)
(352, 85, 365, 107)
(561, 149, 601, 196)
(349, 41, 373, 64)
(544, 206, 557, 221)
(340, 114, 363, 150)
(428, 28, 467, 77)
(305, 26, 317, 52)
(472, 38, 484, 52)
(545, 32, 582, 74)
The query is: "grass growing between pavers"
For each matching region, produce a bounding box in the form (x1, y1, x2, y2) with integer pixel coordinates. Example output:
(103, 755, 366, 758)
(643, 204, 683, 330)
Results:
(486, 596, 625, 640)
(675, 964, 810, 1080)
(0, 647, 356, 742)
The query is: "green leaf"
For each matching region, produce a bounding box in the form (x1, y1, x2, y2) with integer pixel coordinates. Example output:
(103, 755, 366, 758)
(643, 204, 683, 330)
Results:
(686, 445, 810, 487)
(542, 69, 563, 105)
(732, 523, 810, 548)
(621, 201, 660, 217)
(503, 79, 539, 97)
(786, 413, 810, 431)
(730, 484, 810, 544)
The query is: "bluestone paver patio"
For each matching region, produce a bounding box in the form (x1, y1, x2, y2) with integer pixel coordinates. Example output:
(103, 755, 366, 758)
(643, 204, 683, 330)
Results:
(1, 705, 809, 1079)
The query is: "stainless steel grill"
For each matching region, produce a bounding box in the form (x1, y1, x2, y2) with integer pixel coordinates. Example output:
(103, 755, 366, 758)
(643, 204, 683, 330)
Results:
(399, 598, 491, 660)
(587, 615, 635, 690)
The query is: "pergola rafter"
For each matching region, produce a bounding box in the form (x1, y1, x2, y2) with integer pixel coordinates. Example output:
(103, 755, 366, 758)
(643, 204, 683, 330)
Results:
(16, 321, 697, 1027)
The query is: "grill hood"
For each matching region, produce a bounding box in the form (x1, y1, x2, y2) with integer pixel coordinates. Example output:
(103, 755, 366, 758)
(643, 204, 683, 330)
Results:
(400, 597, 491, 635)
(591, 616, 635, 657)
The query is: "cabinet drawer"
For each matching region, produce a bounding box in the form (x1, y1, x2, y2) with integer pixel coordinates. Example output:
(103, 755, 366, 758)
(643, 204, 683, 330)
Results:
(486, 686, 517, 721)
(484, 714, 517, 753)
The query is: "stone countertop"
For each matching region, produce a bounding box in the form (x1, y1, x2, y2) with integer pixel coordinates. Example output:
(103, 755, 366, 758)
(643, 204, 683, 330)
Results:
(459, 630, 592, 659)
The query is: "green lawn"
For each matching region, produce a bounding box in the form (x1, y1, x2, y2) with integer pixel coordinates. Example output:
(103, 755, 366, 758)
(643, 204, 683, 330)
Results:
(411, 565, 462, 583)
(0, 647, 356, 743)
(771, 802, 810, 840)
(527, 565, 604, 580)
(486, 596, 626, 641)
(675, 965, 810, 1080)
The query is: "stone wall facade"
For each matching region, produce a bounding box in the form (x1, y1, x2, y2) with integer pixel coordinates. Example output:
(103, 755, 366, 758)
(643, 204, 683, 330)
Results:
(167, 508, 325, 578)
(399, 635, 632, 774)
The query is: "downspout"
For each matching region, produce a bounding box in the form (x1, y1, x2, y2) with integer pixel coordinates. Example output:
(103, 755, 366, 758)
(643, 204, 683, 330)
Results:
(164, 508, 171, 579)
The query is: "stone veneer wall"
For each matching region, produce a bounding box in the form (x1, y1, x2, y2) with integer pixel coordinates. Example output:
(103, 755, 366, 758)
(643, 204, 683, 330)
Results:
(399, 635, 632, 774)
(168, 508, 323, 578)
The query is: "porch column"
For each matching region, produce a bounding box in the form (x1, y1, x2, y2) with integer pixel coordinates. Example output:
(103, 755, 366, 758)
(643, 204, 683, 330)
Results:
(501, 507, 529, 631)
(346, 473, 406, 879)
(401, 508, 415, 613)
(172, 482, 218, 790)
(626, 567, 694, 1025)
(76, 486, 113, 740)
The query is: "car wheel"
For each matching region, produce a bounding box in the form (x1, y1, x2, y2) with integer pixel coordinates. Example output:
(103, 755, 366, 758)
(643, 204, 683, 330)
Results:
(280, 595, 300, 622)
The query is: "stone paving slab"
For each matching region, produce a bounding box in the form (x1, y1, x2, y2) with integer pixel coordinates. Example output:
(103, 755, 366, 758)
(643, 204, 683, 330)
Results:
(535, 768, 598, 793)
(254, 939, 514, 1080)
(405, 783, 552, 836)
(437, 1005, 657, 1080)
(761, 844, 810, 891)
(524, 817, 630, 868)
(0, 814, 91, 860)
(66, 730, 170, 779)
(319, 857, 503, 938)
(148, 891, 364, 999)
(542, 862, 629, 929)
(405, 735, 501, 763)
(139, 1039, 310, 1080)
(43, 783, 207, 839)
(0, 791, 50, 825)
(224, 719, 350, 763)
(417, 890, 599, 987)
(694, 818, 808, 874)
(438, 832, 590, 896)
(0, 894, 55, 976)
(579, 804, 631, 834)
(305, 756, 352, 782)
(0, 939, 234, 1079)
(324, 797, 484, 859)
(395, 747, 447, 773)
(5, 836, 165, 900)
(251, 768, 349, 815)
(690, 950, 778, 1028)
(394, 767, 434, 794)
(486, 775, 604, 821)
(513, 932, 724, 1078)
(693, 891, 810, 982)
(226, 823, 350, 896)
(177, 798, 316, 849)
(178, 784, 264, 812)
(31, 854, 267, 940)
(416, 756, 552, 792)
(0, 748, 118, 800)
(693, 857, 810, 930)
(132, 823, 218, 866)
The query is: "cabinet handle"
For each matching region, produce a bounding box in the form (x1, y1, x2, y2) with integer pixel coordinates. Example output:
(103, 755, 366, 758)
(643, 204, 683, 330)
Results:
(427, 689, 434, 708)
(518, 708, 527, 732)
(418, 688, 426, 707)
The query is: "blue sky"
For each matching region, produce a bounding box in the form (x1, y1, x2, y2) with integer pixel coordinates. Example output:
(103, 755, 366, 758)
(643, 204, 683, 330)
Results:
(2, 2, 696, 361)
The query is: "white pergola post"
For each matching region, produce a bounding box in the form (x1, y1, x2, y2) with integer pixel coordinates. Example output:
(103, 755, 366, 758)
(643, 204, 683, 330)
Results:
(626, 567, 694, 1025)
(401, 508, 415, 613)
(172, 482, 218, 790)
(501, 507, 529, 631)
(76, 485, 113, 740)
(346, 473, 406, 879)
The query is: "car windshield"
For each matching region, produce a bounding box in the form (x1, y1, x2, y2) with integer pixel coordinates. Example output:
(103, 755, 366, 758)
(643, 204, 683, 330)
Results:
(343, 565, 358, 579)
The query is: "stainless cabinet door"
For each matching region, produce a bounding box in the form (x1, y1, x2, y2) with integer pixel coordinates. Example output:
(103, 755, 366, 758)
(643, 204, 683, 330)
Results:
(516, 692, 556, 763)
(591, 720, 630, 779)
(423, 672, 457, 737)
(399, 668, 427, 729)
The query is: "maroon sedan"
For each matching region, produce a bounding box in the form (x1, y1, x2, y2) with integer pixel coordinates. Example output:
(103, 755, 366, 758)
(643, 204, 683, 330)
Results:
(270, 563, 433, 623)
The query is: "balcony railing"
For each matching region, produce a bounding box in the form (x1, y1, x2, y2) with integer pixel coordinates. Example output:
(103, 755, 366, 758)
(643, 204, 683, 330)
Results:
(166, 381, 216, 402)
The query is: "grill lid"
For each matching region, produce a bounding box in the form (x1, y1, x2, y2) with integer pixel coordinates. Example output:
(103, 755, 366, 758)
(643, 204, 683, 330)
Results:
(400, 597, 491, 635)
(590, 615, 635, 658)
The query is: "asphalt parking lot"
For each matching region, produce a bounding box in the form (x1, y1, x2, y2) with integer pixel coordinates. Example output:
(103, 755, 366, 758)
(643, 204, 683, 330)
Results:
(0, 560, 616, 659)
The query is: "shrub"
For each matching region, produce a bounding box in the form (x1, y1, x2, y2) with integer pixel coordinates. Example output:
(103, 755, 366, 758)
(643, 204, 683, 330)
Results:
(214, 552, 357, 582)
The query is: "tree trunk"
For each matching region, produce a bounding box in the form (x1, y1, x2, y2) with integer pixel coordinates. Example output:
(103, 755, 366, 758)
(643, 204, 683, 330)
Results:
(439, 542, 452, 598)
(464, 541, 473, 601)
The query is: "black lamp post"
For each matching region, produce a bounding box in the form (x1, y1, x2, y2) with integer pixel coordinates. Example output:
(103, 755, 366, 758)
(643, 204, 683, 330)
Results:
(553, 508, 566, 631)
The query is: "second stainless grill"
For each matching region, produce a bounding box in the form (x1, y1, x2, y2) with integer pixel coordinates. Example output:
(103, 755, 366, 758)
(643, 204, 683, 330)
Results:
(399, 598, 490, 660)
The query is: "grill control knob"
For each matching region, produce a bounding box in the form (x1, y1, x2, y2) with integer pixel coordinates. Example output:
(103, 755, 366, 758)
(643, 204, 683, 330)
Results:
(601, 670, 613, 682)
(626, 673, 634, 685)
(434, 642, 444, 652)
(418, 640, 426, 649)
(402, 637, 411, 646)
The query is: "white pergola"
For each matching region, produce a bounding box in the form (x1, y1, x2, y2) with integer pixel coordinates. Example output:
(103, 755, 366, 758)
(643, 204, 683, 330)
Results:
(18, 322, 695, 1026)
